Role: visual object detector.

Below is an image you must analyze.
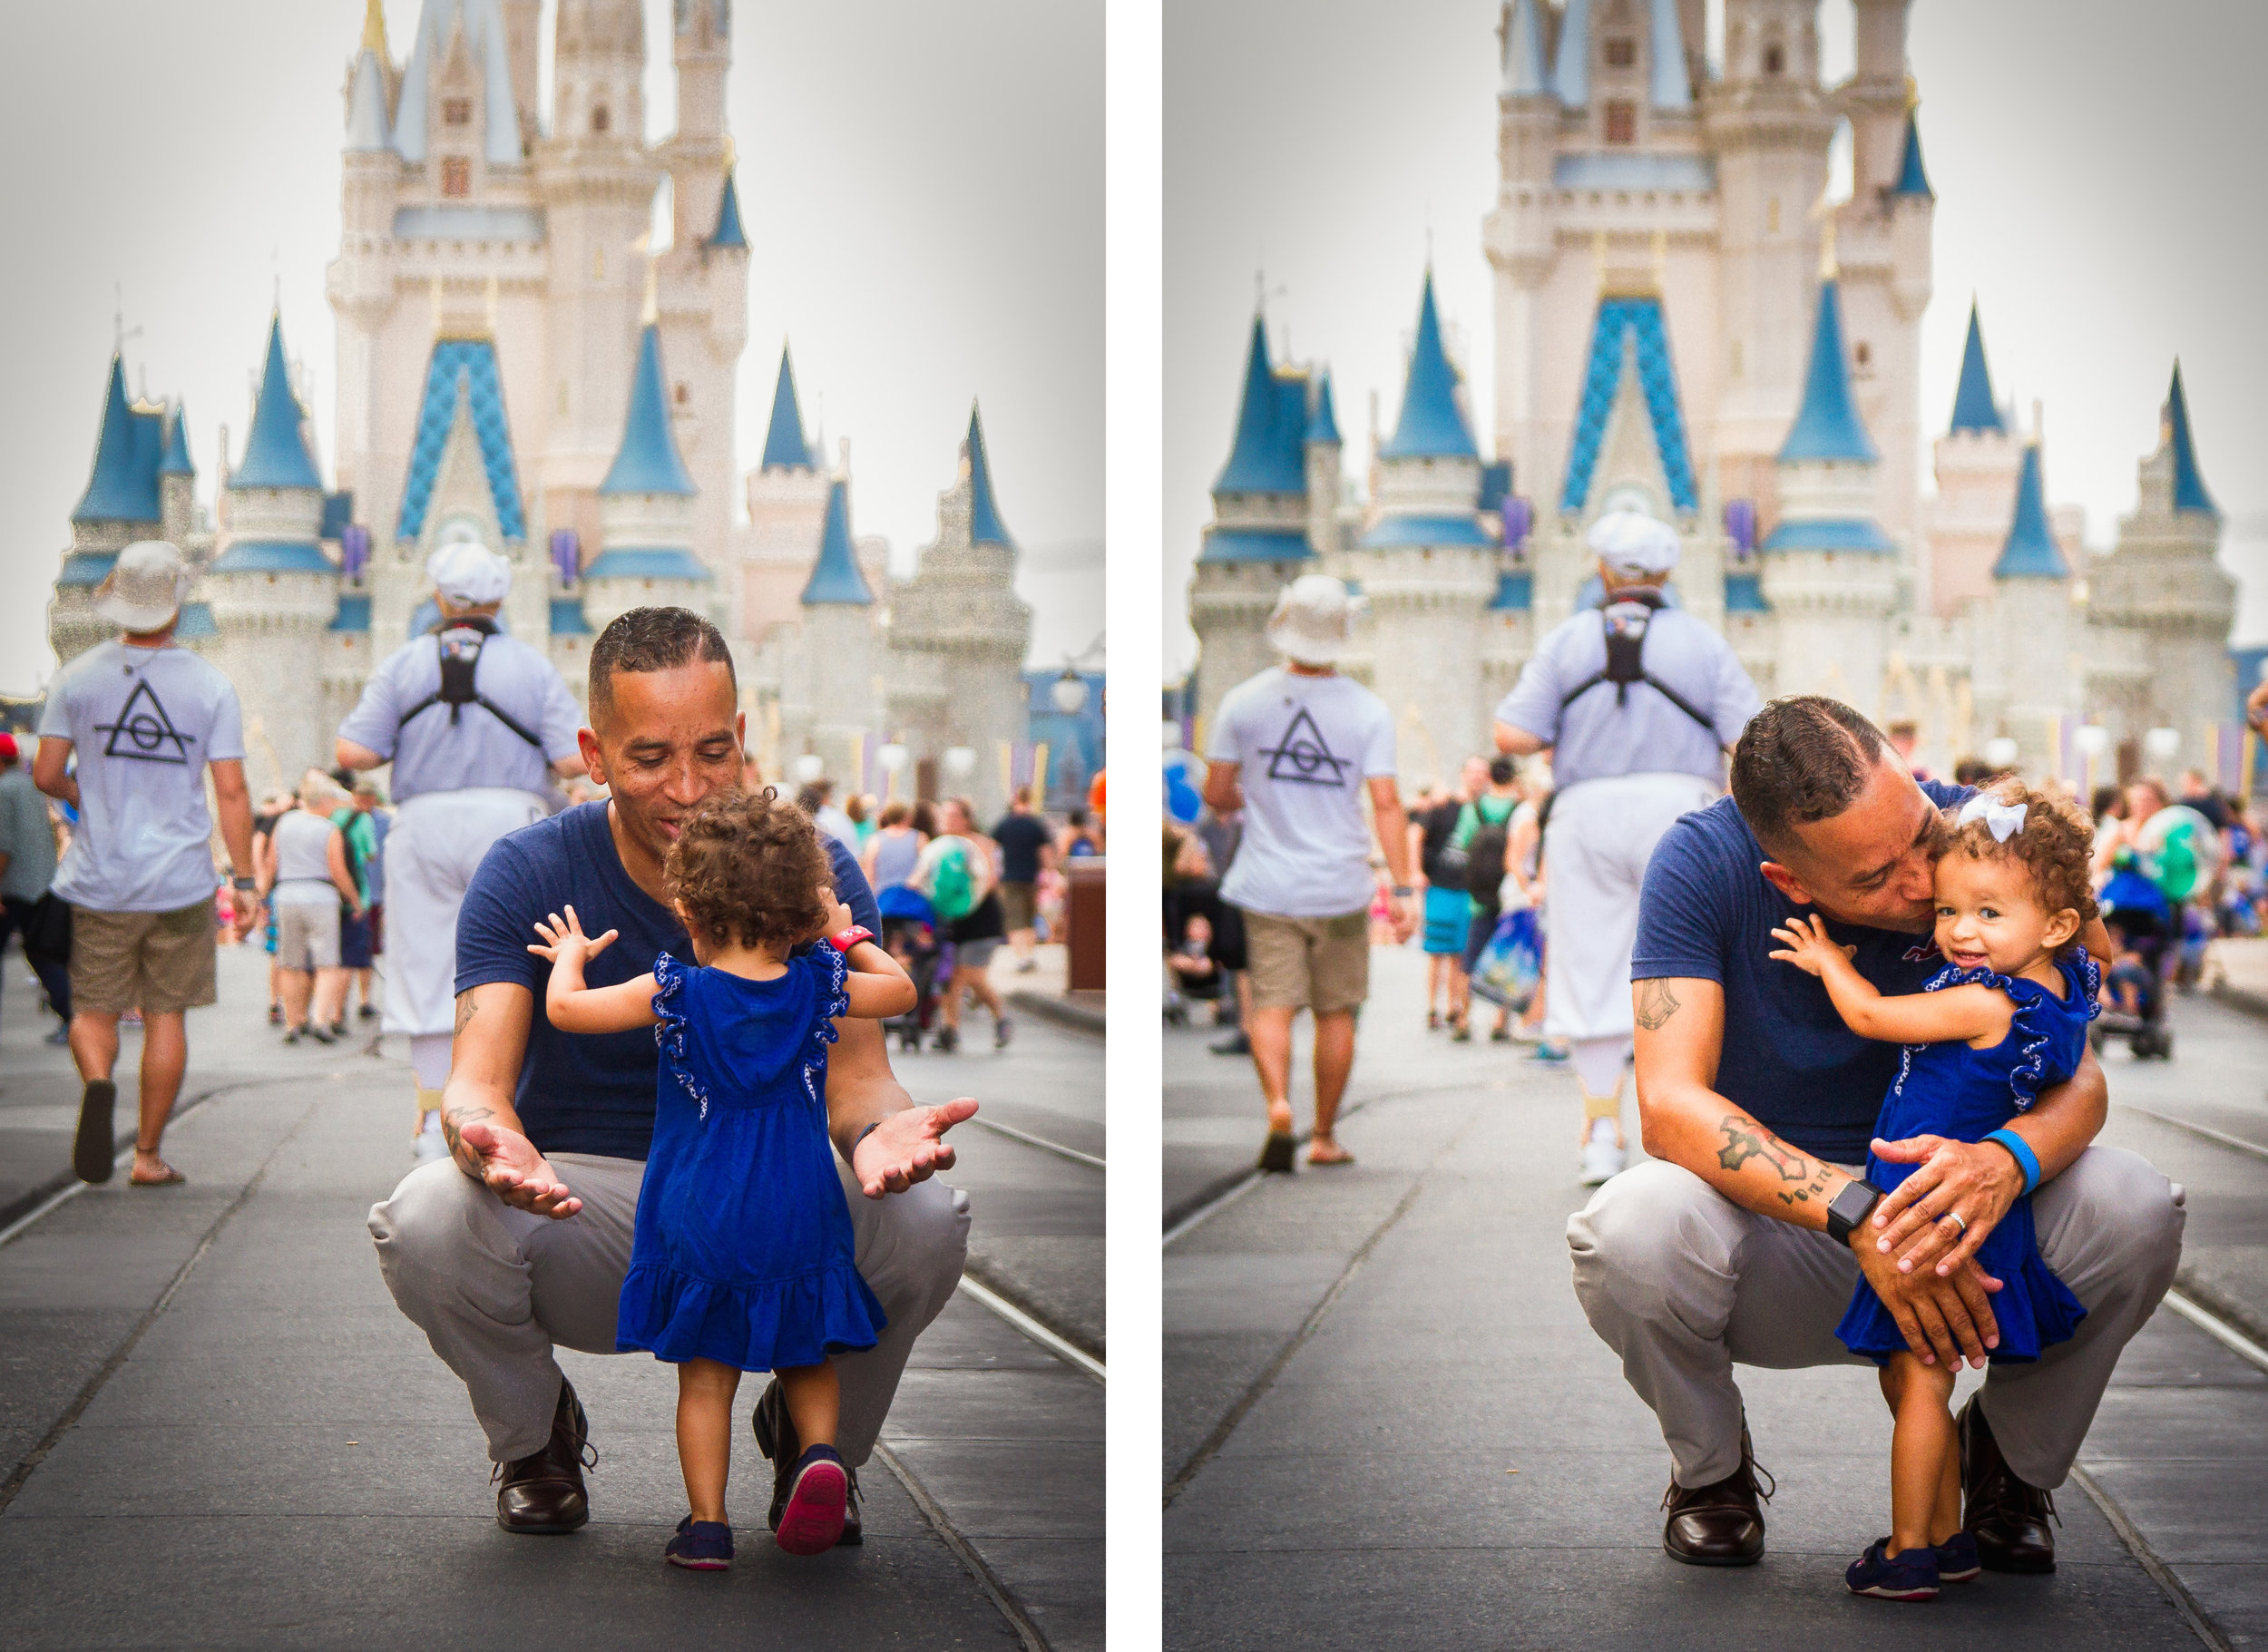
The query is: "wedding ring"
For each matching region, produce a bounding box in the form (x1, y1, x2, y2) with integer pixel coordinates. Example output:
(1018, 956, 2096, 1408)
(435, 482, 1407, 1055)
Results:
(1940, 1211, 1968, 1237)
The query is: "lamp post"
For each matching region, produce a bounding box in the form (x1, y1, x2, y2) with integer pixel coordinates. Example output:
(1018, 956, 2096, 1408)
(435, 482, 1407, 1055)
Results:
(1051, 667, 1089, 715)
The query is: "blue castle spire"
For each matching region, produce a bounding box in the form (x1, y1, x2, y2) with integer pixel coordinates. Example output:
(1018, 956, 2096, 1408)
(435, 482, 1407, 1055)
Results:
(158, 403, 193, 476)
(73, 356, 164, 523)
(802, 478, 875, 606)
(1949, 302, 2004, 434)
(1502, 0, 1549, 96)
(1551, 0, 1591, 105)
(235, 313, 323, 491)
(762, 345, 815, 470)
(966, 404, 1013, 547)
(2165, 362, 2216, 515)
(601, 324, 697, 496)
(1993, 445, 2067, 578)
(1305, 370, 1341, 446)
(1778, 279, 1878, 464)
(710, 167, 748, 250)
(1892, 111, 1934, 199)
(1215, 315, 1305, 494)
(1380, 270, 1479, 462)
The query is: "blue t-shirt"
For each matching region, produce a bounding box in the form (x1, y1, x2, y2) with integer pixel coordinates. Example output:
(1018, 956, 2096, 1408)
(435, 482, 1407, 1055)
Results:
(454, 800, 881, 1160)
(1631, 781, 1971, 1165)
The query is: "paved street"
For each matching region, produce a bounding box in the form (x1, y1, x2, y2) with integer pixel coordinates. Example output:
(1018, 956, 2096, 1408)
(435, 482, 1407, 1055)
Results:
(1163, 943, 2268, 1650)
(0, 943, 1101, 1651)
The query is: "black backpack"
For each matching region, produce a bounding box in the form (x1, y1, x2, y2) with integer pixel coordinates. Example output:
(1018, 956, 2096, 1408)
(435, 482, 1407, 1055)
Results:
(1559, 591, 1718, 735)
(1464, 814, 1510, 900)
(396, 618, 544, 749)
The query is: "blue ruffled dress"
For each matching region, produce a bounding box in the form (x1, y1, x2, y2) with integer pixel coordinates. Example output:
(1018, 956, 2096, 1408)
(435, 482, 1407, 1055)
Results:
(1834, 953, 2098, 1365)
(615, 948, 886, 1371)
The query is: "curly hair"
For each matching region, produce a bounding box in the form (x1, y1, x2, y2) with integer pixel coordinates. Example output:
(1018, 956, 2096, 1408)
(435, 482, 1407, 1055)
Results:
(1938, 777, 2099, 935)
(663, 787, 836, 954)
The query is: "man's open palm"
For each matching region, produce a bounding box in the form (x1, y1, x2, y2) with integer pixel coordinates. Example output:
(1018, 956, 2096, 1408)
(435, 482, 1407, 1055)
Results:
(457, 1119, 583, 1219)
(852, 1099, 978, 1198)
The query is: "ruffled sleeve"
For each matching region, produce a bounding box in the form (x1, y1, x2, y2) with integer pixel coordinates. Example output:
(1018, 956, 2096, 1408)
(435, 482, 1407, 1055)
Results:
(797, 946, 851, 1106)
(651, 952, 713, 1119)
(1923, 958, 2095, 1110)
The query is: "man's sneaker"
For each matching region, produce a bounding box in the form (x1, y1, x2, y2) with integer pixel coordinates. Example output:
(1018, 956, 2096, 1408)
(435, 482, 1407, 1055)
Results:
(1529, 1041, 1569, 1064)
(665, 1516, 734, 1570)
(494, 1377, 594, 1534)
(775, 1445, 849, 1556)
(1579, 1118, 1625, 1186)
(751, 1379, 863, 1546)
(1209, 1030, 1250, 1057)
(72, 1080, 117, 1184)
(1845, 1538, 1941, 1600)
(358, 1002, 378, 1020)
(1936, 1530, 1981, 1583)
(934, 1024, 960, 1053)
(1661, 1423, 1773, 1566)
(44, 1025, 71, 1046)
(994, 1015, 1014, 1049)
(1958, 1394, 2058, 1571)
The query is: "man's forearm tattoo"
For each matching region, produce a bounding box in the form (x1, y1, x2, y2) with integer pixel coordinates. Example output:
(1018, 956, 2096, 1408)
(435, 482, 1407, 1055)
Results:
(443, 1103, 493, 1177)
(454, 992, 479, 1033)
(1635, 979, 1681, 1031)
(1716, 1112, 1809, 1183)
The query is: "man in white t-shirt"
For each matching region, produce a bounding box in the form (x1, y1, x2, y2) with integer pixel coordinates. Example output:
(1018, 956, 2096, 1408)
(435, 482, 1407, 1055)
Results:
(1204, 575, 1415, 1171)
(34, 541, 260, 1188)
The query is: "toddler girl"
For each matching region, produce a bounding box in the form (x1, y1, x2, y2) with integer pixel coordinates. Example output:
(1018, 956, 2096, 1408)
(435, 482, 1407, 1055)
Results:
(1769, 777, 2097, 1603)
(529, 787, 916, 1570)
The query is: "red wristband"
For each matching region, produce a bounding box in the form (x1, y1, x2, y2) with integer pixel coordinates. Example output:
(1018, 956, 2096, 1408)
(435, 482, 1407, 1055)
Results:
(827, 926, 875, 954)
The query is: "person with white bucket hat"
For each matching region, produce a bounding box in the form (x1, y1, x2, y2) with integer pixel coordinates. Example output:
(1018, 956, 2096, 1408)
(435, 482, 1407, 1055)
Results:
(1203, 573, 1416, 1172)
(1492, 510, 1761, 1184)
(335, 538, 583, 1159)
(34, 540, 262, 1188)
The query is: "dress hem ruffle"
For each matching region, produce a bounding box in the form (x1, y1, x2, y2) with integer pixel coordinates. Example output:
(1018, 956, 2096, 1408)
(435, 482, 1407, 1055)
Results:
(615, 1257, 887, 1373)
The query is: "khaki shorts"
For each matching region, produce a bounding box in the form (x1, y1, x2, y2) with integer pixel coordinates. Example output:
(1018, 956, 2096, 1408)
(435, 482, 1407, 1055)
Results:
(997, 880, 1038, 934)
(276, 902, 342, 973)
(68, 897, 219, 1017)
(1240, 906, 1371, 1016)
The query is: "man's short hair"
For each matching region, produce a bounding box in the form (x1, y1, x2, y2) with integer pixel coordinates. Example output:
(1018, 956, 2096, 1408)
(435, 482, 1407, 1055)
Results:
(588, 606, 736, 728)
(1729, 696, 1891, 858)
(1488, 755, 1517, 787)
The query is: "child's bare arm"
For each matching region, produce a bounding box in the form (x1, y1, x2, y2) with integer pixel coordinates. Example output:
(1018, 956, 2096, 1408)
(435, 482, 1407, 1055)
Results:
(530, 905, 661, 1033)
(1769, 914, 2011, 1045)
(839, 939, 918, 1019)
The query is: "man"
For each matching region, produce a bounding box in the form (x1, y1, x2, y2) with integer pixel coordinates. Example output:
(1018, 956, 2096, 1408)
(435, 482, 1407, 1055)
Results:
(327, 766, 382, 1022)
(1412, 756, 1485, 1034)
(991, 787, 1055, 973)
(34, 541, 261, 1186)
(802, 778, 861, 856)
(934, 797, 1012, 1051)
(336, 542, 583, 1159)
(2176, 768, 2229, 833)
(1203, 574, 1414, 1172)
(1494, 510, 1760, 1183)
(1449, 755, 1525, 1043)
(367, 605, 974, 1542)
(0, 732, 73, 1045)
(350, 776, 390, 1018)
(1568, 695, 2182, 1572)
(264, 774, 362, 1044)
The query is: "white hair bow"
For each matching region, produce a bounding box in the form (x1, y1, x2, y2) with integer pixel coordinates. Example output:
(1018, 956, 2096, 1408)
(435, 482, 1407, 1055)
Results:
(1957, 795, 2028, 842)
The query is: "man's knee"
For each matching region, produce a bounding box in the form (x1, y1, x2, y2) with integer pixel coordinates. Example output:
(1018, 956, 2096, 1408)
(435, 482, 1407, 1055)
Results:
(2047, 1145, 2185, 1287)
(855, 1177, 973, 1311)
(368, 1158, 487, 1301)
(1568, 1159, 1735, 1330)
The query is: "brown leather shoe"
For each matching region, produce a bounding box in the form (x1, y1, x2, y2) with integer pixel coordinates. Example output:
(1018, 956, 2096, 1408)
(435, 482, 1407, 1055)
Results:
(751, 1379, 862, 1546)
(1661, 1424, 1773, 1566)
(494, 1377, 594, 1535)
(1958, 1394, 2057, 1572)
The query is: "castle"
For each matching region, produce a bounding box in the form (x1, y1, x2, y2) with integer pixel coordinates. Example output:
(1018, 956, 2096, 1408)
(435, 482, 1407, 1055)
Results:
(47, 0, 1034, 818)
(1188, 0, 2237, 797)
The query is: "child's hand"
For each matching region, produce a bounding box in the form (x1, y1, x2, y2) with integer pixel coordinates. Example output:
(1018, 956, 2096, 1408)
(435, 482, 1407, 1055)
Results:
(818, 887, 855, 939)
(1768, 912, 1856, 977)
(529, 904, 619, 967)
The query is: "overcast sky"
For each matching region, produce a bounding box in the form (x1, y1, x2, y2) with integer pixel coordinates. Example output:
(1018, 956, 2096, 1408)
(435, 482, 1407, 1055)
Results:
(0, 0, 1101, 695)
(1164, 0, 2268, 676)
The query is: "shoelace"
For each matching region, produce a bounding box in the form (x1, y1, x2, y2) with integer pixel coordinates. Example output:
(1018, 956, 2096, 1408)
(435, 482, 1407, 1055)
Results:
(1661, 1452, 1776, 1510)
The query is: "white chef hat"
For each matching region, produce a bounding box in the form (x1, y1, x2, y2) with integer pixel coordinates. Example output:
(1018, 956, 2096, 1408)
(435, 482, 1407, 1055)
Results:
(426, 540, 513, 607)
(1587, 510, 1681, 578)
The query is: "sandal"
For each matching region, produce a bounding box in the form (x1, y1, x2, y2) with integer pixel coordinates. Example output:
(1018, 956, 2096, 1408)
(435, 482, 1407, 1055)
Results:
(129, 1159, 185, 1187)
(1307, 1139, 1355, 1168)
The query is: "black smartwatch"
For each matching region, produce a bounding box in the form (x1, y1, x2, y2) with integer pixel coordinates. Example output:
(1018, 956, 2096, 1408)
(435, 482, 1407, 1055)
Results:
(1825, 1178, 1884, 1246)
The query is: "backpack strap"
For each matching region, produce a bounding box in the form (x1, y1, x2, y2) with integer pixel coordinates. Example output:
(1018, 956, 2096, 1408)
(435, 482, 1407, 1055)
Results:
(396, 621, 546, 750)
(1557, 595, 1721, 738)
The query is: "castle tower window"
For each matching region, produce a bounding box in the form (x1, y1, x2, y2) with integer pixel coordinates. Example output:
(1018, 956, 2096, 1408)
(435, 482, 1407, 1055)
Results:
(1604, 37, 1636, 68)
(1763, 42, 1784, 74)
(674, 383, 690, 406)
(1854, 341, 1872, 368)
(443, 98, 472, 126)
(1604, 101, 1637, 144)
(591, 103, 611, 133)
(442, 156, 471, 197)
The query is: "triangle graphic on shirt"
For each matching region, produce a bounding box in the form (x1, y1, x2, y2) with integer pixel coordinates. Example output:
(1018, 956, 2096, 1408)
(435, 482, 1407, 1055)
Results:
(1260, 706, 1354, 787)
(93, 677, 197, 766)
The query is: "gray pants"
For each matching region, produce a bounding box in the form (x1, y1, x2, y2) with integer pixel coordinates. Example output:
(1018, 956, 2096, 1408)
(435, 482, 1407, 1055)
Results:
(370, 1151, 972, 1464)
(1568, 1146, 2185, 1491)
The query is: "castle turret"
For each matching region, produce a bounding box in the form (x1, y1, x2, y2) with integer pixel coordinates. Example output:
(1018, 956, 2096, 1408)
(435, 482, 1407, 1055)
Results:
(2086, 364, 2237, 779)
(1355, 270, 1496, 787)
(884, 406, 1035, 817)
(1187, 314, 1319, 737)
(1927, 300, 2024, 618)
(159, 403, 195, 548)
(1976, 444, 2077, 773)
(1758, 276, 1896, 712)
(739, 344, 838, 645)
(783, 478, 881, 786)
(48, 356, 171, 664)
(203, 315, 339, 796)
(1304, 368, 1343, 557)
(582, 321, 711, 636)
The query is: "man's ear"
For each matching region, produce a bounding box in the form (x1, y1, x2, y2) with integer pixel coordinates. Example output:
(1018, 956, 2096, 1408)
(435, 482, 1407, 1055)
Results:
(1758, 860, 1816, 906)
(577, 726, 605, 786)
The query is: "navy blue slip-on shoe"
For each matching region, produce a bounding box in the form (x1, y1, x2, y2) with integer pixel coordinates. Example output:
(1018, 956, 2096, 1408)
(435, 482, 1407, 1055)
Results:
(1936, 1530, 1981, 1582)
(1846, 1538, 1941, 1601)
(666, 1516, 734, 1570)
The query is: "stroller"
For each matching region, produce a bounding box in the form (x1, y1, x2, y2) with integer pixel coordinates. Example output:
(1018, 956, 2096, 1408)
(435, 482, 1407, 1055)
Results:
(876, 884, 946, 1052)
(2092, 863, 2175, 1060)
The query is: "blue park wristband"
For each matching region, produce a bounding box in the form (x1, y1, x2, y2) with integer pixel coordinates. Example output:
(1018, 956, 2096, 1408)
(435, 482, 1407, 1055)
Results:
(1983, 1129, 2041, 1196)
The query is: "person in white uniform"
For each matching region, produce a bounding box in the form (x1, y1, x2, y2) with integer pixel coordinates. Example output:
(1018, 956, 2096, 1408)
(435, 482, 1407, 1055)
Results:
(336, 542, 583, 1158)
(1493, 512, 1761, 1183)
